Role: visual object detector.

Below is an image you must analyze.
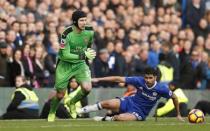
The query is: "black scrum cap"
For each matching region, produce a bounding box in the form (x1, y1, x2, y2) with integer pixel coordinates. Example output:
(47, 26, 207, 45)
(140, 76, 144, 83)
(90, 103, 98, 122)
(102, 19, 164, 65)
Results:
(72, 10, 87, 28)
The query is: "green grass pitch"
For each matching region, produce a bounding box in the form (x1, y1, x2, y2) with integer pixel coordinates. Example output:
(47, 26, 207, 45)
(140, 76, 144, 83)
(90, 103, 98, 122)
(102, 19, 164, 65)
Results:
(0, 117, 209, 131)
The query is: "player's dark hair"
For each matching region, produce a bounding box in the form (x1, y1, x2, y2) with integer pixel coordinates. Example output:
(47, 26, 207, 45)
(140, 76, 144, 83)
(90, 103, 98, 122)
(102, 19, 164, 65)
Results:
(72, 10, 87, 28)
(144, 67, 158, 76)
(169, 81, 180, 90)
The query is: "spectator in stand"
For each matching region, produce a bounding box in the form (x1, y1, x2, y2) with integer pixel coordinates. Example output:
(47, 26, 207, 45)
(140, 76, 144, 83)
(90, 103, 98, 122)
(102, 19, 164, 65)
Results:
(8, 49, 25, 87)
(11, 21, 23, 50)
(108, 41, 126, 76)
(116, 28, 130, 49)
(157, 54, 174, 84)
(197, 18, 209, 38)
(196, 51, 209, 89)
(35, 20, 45, 40)
(138, 48, 150, 76)
(6, 45, 13, 64)
(44, 43, 57, 87)
(33, 45, 46, 88)
(160, 41, 180, 83)
(0, 41, 9, 86)
(19, 22, 27, 42)
(0, 31, 6, 42)
(195, 36, 205, 51)
(186, 0, 206, 36)
(205, 38, 210, 56)
(94, 27, 106, 52)
(179, 40, 194, 89)
(6, 30, 16, 50)
(93, 49, 110, 87)
(124, 50, 141, 76)
(147, 40, 161, 68)
(205, 10, 210, 32)
(190, 49, 202, 89)
(22, 44, 35, 86)
(185, 27, 195, 44)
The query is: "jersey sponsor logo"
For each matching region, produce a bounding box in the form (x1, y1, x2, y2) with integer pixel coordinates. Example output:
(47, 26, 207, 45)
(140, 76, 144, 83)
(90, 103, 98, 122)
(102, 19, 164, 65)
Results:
(60, 39, 65, 49)
(142, 91, 157, 101)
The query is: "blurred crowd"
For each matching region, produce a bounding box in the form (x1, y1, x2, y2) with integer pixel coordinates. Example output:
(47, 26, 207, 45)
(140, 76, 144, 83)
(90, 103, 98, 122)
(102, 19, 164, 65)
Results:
(0, 0, 210, 89)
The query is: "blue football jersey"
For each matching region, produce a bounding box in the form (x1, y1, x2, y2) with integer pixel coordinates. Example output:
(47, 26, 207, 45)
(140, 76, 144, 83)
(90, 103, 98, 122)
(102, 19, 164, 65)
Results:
(125, 76, 172, 118)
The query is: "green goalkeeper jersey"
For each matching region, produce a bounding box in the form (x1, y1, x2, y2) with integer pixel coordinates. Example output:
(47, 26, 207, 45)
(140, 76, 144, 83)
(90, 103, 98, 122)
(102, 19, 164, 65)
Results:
(58, 25, 94, 63)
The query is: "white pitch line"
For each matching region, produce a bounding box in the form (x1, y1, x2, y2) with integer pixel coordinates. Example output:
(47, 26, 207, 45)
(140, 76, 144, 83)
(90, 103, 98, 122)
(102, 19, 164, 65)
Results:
(0, 117, 209, 122)
(0, 122, 210, 129)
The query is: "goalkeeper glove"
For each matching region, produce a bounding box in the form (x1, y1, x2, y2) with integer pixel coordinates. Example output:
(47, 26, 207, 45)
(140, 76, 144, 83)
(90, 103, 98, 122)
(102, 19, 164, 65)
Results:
(79, 48, 96, 60)
(85, 48, 96, 60)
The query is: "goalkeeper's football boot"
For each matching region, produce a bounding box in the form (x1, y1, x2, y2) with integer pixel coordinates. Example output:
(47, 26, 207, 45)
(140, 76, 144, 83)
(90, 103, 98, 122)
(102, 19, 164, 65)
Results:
(47, 112, 56, 122)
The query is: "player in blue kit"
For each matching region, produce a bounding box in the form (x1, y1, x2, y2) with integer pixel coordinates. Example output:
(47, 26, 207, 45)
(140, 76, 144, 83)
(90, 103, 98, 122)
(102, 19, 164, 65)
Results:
(77, 67, 184, 121)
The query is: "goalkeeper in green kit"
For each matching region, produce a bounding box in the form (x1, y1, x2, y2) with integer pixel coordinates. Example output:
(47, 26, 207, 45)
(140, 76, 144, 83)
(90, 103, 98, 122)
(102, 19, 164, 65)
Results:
(47, 10, 96, 122)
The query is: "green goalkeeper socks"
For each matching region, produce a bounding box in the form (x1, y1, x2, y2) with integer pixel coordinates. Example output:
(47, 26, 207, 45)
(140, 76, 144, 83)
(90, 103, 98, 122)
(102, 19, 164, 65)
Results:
(64, 86, 89, 118)
(49, 97, 60, 114)
(48, 97, 60, 121)
(68, 86, 89, 104)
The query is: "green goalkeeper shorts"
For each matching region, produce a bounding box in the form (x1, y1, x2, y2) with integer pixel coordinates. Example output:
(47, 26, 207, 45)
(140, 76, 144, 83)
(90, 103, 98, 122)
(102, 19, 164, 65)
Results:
(54, 60, 91, 91)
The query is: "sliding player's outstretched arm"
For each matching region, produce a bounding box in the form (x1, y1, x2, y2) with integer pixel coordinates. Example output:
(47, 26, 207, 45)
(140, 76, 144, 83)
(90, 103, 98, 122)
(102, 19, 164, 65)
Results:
(92, 76, 126, 83)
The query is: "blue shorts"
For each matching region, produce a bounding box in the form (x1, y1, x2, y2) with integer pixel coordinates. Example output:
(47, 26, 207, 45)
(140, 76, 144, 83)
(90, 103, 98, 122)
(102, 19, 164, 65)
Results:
(118, 97, 145, 121)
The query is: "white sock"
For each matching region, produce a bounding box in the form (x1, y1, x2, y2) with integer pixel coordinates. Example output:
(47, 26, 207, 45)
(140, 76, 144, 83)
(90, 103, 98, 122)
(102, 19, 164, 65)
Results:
(104, 116, 113, 121)
(80, 103, 102, 113)
(97, 102, 103, 110)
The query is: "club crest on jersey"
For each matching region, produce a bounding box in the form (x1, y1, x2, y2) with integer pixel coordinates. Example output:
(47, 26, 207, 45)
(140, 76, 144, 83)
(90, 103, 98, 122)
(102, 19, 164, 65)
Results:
(138, 87, 143, 90)
(153, 92, 157, 96)
(83, 37, 89, 44)
(60, 39, 65, 49)
(169, 91, 172, 96)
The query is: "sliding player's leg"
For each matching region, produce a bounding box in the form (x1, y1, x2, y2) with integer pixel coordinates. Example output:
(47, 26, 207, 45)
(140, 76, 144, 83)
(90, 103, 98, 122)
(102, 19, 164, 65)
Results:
(112, 113, 138, 121)
(77, 98, 120, 114)
(93, 113, 137, 121)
